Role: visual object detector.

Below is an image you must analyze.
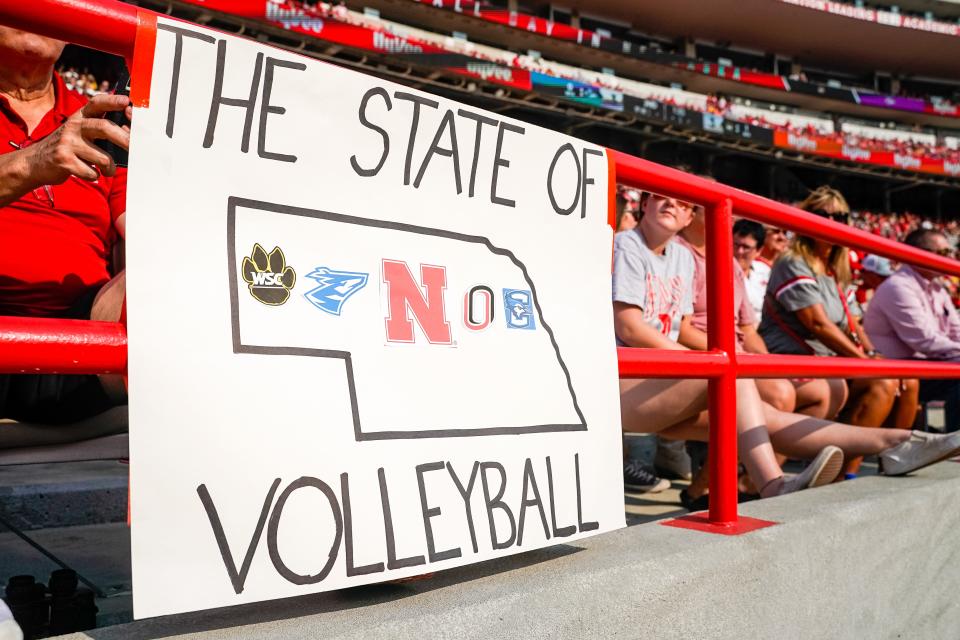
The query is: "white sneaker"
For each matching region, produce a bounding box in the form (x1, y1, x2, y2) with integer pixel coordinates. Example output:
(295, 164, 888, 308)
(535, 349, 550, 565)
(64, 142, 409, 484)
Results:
(880, 430, 960, 476)
(778, 445, 844, 495)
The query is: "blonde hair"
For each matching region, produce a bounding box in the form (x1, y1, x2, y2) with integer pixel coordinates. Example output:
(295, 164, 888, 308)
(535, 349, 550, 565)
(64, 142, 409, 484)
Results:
(783, 186, 852, 287)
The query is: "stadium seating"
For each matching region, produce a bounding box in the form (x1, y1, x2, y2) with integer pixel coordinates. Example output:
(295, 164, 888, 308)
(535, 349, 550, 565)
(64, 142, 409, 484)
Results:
(216, 0, 960, 177)
(414, 0, 960, 117)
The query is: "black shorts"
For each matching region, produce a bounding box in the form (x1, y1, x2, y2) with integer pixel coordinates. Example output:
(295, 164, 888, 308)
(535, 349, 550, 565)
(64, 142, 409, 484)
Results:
(0, 289, 116, 425)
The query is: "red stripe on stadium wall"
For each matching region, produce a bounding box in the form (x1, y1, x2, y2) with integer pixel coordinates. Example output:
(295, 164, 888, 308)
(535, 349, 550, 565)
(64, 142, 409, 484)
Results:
(129, 10, 157, 108)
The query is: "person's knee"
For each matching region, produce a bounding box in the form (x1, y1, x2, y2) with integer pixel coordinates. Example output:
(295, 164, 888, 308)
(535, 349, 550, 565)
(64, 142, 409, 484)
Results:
(760, 380, 795, 412)
(810, 379, 831, 406)
(902, 378, 920, 398)
(862, 378, 896, 403)
(91, 270, 125, 322)
(829, 379, 849, 415)
(796, 379, 831, 418)
(875, 378, 898, 400)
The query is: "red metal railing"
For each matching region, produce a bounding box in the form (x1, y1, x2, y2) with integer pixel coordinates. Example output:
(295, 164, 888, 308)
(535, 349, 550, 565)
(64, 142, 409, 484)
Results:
(2, 0, 960, 530)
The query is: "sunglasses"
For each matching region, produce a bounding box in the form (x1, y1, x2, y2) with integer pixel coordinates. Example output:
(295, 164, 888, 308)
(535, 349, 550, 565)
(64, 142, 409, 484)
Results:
(934, 247, 953, 258)
(810, 208, 850, 224)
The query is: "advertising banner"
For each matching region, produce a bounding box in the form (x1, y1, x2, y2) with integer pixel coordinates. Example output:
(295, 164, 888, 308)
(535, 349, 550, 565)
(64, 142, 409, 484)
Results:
(780, 0, 960, 37)
(857, 93, 928, 114)
(681, 62, 787, 91)
(412, 0, 608, 47)
(125, 18, 624, 618)
(531, 72, 623, 111)
(774, 130, 954, 176)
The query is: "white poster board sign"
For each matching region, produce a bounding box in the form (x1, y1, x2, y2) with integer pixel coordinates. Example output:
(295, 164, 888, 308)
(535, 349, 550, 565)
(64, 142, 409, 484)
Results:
(126, 19, 624, 618)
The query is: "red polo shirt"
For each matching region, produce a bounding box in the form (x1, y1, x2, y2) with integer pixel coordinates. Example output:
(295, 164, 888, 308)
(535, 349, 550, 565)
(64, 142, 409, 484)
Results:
(0, 73, 126, 318)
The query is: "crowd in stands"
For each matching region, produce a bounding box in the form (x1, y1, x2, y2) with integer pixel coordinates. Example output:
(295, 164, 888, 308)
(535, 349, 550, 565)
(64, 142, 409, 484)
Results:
(57, 66, 111, 98)
(280, 1, 960, 167)
(615, 184, 960, 499)
(852, 210, 960, 247)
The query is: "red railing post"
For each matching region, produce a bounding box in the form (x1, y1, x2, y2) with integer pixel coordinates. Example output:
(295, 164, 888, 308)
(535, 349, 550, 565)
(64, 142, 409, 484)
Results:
(705, 198, 739, 525)
(0, 0, 139, 60)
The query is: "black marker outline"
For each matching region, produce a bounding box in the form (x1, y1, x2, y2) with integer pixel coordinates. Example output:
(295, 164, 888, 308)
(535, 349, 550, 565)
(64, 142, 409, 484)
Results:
(227, 196, 586, 441)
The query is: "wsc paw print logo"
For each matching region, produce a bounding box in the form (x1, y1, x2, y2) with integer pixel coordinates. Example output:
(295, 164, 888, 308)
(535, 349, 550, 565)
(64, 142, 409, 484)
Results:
(241, 243, 296, 305)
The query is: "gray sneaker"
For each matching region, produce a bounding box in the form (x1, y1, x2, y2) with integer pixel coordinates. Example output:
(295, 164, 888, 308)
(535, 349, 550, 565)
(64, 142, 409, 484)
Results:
(880, 431, 960, 476)
(778, 445, 844, 495)
(623, 458, 671, 493)
(654, 437, 693, 480)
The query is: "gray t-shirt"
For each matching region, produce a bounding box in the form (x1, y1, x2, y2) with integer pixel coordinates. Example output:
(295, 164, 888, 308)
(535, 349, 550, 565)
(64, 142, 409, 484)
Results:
(758, 255, 850, 356)
(612, 229, 695, 344)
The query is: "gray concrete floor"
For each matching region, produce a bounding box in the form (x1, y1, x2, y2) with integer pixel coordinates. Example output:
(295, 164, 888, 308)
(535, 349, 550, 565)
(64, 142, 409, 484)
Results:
(0, 467, 695, 630)
(0, 443, 885, 636)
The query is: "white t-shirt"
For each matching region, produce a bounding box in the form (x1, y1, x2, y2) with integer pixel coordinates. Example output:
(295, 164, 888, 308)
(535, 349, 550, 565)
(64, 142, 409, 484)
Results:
(744, 259, 771, 321)
(612, 229, 695, 344)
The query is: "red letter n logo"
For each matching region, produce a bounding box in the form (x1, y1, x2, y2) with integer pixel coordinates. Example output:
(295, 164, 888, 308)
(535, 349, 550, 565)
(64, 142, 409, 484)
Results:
(382, 260, 453, 345)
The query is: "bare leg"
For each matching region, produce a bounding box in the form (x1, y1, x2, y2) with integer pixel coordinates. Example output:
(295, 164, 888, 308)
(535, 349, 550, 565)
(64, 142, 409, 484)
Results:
(791, 378, 835, 419)
(90, 271, 127, 403)
(688, 464, 710, 500)
(662, 412, 709, 499)
(621, 378, 787, 497)
(734, 379, 787, 496)
(839, 377, 897, 474)
(824, 378, 849, 420)
(755, 378, 796, 472)
(842, 378, 896, 427)
(763, 403, 910, 459)
(756, 378, 796, 413)
(620, 378, 710, 433)
(885, 378, 919, 430)
(660, 398, 912, 463)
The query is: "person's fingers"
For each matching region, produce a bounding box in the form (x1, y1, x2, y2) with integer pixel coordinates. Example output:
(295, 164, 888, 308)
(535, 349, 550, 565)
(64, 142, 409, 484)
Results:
(124, 105, 133, 121)
(64, 155, 99, 181)
(79, 118, 130, 150)
(80, 93, 130, 118)
(75, 139, 116, 177)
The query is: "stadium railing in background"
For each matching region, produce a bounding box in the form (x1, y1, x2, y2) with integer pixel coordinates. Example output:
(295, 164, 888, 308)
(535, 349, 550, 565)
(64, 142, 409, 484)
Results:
(3, 0, 960, 533)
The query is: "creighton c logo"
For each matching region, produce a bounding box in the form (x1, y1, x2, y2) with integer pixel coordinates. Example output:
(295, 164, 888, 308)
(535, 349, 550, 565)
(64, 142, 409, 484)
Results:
(504, 288, 535, 330)
(241, 243, 296, 305)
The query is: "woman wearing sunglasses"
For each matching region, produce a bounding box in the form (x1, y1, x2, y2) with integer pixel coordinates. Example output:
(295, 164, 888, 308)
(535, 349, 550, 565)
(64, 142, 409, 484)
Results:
(759, 186, 919, 478)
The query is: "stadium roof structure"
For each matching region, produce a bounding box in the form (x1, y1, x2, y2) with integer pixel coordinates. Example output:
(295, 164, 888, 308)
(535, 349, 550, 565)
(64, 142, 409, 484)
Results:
(561, 0, 960, 79)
